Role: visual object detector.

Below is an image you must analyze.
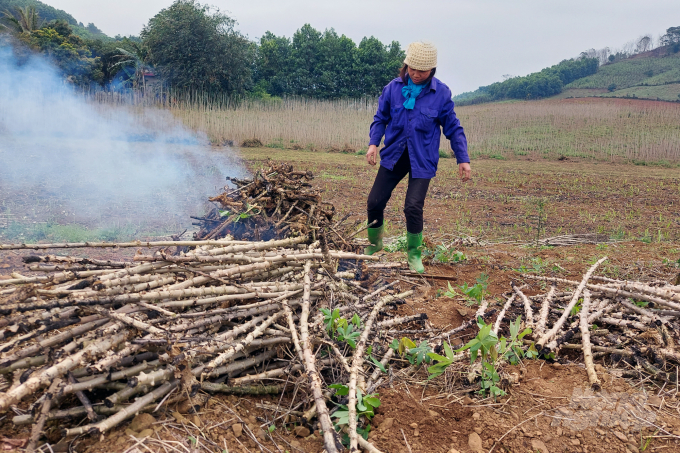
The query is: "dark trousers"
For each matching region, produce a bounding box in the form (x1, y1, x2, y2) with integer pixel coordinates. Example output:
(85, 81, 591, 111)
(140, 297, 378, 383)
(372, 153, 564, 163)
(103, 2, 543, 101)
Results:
(367, 150, 431, 234)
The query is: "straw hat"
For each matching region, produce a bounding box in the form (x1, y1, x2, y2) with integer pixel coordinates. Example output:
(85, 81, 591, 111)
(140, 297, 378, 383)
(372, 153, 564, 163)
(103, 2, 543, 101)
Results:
(404, 42, 437, 71)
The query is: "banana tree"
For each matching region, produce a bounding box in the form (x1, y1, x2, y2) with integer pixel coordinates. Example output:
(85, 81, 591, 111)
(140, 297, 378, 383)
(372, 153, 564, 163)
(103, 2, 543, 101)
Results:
(1, 6, 43, 35)
(112, 42, 152, 91)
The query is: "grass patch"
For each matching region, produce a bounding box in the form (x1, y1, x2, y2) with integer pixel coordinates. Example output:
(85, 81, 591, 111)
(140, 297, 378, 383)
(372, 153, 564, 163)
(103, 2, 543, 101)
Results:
(0, 221, 164, 243)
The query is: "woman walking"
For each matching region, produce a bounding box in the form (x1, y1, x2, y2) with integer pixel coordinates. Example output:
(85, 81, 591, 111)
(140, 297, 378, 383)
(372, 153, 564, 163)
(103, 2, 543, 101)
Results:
(365, 41, 471, 273)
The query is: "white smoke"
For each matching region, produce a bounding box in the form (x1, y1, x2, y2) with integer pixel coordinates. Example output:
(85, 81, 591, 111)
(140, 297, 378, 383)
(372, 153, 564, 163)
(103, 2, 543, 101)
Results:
(0, 42, 245, 240)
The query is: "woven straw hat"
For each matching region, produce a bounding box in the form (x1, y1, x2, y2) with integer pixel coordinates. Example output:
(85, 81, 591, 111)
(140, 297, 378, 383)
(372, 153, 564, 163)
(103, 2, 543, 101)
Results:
(404, 42, 437, 71)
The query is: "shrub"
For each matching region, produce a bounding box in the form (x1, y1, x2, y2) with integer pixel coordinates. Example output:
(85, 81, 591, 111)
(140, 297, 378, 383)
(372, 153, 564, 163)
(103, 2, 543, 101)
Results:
(342, 143, 356, 154)
(439, 149, 451, 158)
(241, 138, 263, 147)
(607, 83, 617, 92)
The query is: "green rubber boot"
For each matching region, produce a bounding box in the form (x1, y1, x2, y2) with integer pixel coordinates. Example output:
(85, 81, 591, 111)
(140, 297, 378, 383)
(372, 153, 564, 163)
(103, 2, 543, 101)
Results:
(364, 225, 384, 255)
(407, 232, 425, 274)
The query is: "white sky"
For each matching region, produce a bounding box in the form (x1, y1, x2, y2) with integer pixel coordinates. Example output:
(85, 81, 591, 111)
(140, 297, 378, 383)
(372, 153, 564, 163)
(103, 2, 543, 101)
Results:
(46, 0, 680, 94)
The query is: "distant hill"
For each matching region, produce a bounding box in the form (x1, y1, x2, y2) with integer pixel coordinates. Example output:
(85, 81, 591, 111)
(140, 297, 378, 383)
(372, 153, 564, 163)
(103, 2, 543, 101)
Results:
(0, 0, 110, 40)
(455, 27, 680, 105)
(453, 57, 599, 105)
(560, 48, 680, 102)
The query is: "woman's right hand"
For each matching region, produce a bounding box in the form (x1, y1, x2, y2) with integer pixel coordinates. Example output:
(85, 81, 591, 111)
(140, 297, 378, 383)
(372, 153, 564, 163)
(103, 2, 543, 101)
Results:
(366, 145, 378, 166)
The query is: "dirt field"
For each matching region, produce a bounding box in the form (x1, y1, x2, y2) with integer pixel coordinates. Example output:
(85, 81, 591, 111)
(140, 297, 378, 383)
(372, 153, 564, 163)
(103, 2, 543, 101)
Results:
(1, 150, 679, 453)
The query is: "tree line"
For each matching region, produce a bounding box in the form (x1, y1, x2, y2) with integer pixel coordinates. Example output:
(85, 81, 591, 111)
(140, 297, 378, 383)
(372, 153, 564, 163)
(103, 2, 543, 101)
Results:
(454, 58, 599, 105)
(1, 0, 405, 99)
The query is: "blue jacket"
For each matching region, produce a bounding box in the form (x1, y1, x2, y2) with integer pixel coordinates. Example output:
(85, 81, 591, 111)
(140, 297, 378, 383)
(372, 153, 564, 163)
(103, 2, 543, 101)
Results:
(369, 76, 469, 179)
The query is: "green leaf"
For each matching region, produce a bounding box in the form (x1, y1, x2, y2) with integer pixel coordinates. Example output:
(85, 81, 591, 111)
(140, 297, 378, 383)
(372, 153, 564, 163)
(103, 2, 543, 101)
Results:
(518, 328, 532, 340)
(407, 341, 432, 366)
(369, 355, 386, 373)
(526, 342, 538, 359)
(351, 313, 361, 328)
(331, 409, 350, 425)
(329, 383, 349, 396)
(426, 352, 449, 363)
(443, 341, 454, 359)
(357, 425, 371, 440)
(363, 396, 381, 408)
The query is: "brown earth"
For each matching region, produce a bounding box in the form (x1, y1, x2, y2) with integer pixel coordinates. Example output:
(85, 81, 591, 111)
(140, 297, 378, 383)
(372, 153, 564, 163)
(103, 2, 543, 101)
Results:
(1, 151, 679, 453)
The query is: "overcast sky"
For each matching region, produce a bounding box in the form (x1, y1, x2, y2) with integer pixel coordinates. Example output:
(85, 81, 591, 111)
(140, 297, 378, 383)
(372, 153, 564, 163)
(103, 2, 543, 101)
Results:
(46, 0, 680, 94)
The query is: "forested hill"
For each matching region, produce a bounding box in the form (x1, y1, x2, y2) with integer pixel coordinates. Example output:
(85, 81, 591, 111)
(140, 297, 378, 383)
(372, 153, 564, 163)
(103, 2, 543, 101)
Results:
(0, 0, 109, 39)
(453, 58, 599, 105)
(455, 26, 680, 105)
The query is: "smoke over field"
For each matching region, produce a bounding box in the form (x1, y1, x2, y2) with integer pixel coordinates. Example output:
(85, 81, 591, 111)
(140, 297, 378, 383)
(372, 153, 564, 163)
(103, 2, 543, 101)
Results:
(0, 44, 245, 242)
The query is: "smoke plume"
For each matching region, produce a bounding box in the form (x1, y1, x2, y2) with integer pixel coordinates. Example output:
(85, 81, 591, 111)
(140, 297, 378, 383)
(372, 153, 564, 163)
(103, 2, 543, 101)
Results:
(0, 42, 245, 241)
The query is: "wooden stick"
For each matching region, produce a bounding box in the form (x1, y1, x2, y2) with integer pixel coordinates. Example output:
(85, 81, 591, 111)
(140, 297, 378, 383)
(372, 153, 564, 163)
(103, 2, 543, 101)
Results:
(0, 329, 129, 412)
(523, 275, 680, 311)
(64, 379, 179, 436)
(512, 282, 534, 328)
(362, 281, 400, 301)
(26, 378, 62, 452)
(201, 311, 284, 378)
(348, 286, 392, 451)
(200, 383, 283, 394)
(0, 239, 255, 251)
(619, 298, 670, 325)
(493, 294, 516, 335)
(67, 372, 98, 421)
(579, 290, 601, 390)
(230, 359, 334, 386)
(94, 307, 166, 335)
(535, 284, 556, 338)
(536, 257, 607, 350)
(366, 348, 394, 390)
(298, 261, 340, 453)
(377, 313, 426, 329)
(358, 435, 384, 453)
(348, 220, 377, 239)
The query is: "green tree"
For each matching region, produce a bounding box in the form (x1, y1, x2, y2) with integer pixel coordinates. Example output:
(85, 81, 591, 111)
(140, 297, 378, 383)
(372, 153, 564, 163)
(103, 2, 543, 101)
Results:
(661, 26, 680, 46)
(141, 0, 252, 95)
(1, 5, 42, 34)
(111, 41, 151, 90)
(253, 31, 293, 96)
(288, 23, 323, 96)
(0, 0, 77, 26)
(253, 25, 404, 99)
(356, 37, 404, 96)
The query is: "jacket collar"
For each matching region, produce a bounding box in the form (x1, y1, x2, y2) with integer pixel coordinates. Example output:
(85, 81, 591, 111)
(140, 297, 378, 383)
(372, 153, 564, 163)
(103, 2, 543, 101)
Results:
(398, 76, 438, 92)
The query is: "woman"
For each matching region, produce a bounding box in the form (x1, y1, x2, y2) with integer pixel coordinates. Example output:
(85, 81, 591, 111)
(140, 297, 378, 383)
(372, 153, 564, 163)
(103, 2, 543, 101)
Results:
(365, 41, 471, 273)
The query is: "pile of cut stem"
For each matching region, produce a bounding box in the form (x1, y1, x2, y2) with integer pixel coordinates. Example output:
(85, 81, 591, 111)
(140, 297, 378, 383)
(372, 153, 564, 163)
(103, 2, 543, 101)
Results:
(0, 236, 428, 453)
(194, 160, 359, 249)
(494, 258, 680, 389)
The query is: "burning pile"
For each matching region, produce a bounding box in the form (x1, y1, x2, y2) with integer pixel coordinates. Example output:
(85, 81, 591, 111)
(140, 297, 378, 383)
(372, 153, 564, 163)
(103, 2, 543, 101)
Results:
(193, 160, 357, 250)
(0, 237, 424, 452)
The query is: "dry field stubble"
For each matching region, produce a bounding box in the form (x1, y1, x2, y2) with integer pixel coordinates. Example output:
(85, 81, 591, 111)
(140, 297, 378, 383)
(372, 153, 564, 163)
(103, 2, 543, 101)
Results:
(95, 95, 680, 163)
(239, 147, 680, 245)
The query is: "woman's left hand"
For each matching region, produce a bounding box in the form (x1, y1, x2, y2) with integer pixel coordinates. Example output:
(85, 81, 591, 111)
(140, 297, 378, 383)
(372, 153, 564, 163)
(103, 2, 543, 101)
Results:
(459, 163, 471, 182)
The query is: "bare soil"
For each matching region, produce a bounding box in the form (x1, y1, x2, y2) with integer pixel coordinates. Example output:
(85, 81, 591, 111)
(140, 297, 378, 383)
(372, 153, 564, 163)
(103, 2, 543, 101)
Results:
(1, 151, 679, 453)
